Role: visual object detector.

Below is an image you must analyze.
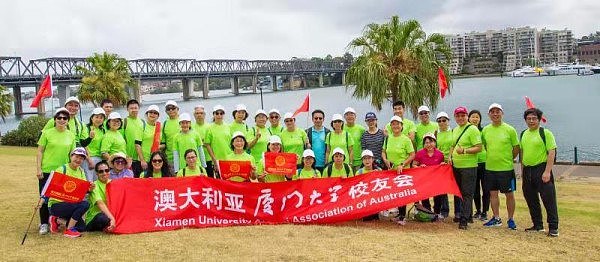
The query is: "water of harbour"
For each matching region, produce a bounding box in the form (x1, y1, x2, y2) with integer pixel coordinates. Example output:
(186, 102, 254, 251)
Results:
(1, 74, 599, 161)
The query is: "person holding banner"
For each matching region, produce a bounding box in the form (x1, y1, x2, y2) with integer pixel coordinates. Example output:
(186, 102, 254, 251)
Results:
(108, 152, 134, 180)
(136, 105, 163, 176)
(247, 109, 270, 164)
(172, 113, 204, 172)
(355, 149, 381, 175)
(325, 114, 353, 165)
(322, 148, 354, 178)
(222, 131, 257, 182)
(205, 105, 233, 177)
(176, 149, 207, 177)
(144, 151, 174, 178)
(257, 135, 287, 182)
(48, 147, 93, 238)
(36, 107, 76, 235)
(43, 97, 89, 147)
(82, 107, 106, 181)
(413, 133, 446, 216)
(101, 112, 127, 163)
(434, 112, 452, 218)
(85, 161, 116, 232)
(294, 149, 321, 180)
(280, 112, 310, 167)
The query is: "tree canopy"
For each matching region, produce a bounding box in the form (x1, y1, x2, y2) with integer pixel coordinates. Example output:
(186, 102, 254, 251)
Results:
(76, 52, 136, 107)
(0, 85, 13, 122)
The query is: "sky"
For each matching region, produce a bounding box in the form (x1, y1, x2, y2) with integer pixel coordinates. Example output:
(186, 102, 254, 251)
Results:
(1, 0, 598, 61)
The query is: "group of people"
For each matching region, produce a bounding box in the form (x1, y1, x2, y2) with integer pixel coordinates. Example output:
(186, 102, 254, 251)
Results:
(35, 96, 559, 238)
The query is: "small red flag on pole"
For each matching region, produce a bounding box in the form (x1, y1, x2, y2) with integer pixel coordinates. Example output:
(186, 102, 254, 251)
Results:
(292, 94, 310, 117)
(30, 75, 53, 108)
(525, 96, 547, 123)
(438, 67, 448, 99)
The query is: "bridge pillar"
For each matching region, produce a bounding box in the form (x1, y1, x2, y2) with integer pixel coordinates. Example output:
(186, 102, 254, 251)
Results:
(182, 78, 194, 101)
(231, 76, 240, 95)
(130, 79, 142, 102)
(271, 75, 278, 91)
(202, 77, 209, 99)
(301, 75, 307, 88)
(252, 75, 258, 93)
(341, 72, 346, 85)
(12, 86, 23, 116)
(288, 75, 294, 90)
(318, 73, 324, 87)
(57, 85, 70, 107)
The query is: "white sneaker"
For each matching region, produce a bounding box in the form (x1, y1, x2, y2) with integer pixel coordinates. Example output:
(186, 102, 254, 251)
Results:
(393, 217, 407, 226)
(39, 224, 49, 235)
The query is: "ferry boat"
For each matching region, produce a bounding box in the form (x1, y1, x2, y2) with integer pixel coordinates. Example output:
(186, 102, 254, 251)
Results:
(507, 66, 544, 77)
(543, 62, 594, 76)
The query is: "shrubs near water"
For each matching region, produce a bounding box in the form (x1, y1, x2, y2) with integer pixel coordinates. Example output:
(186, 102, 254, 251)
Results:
(0, 115, 49, 147)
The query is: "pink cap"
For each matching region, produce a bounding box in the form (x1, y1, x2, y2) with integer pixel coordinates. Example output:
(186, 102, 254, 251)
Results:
(454, 106, 468, 115)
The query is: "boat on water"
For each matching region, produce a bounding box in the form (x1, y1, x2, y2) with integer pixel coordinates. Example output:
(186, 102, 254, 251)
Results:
(591, 65, 600, 74)
(506, 66, 544, 77)
(543, 62, 595, 76)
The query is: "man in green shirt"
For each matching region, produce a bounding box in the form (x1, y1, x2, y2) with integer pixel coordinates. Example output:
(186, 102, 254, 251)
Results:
(519, 108, 559, 237)
(385, 101, 416, 147)
(43, 96, 89, 147)
(415, 105, 438, 150)
(343, 107, 366, 170)
(162, 100, 181, 170)
(481, 103, 519, 230)
(123, 99, 145, 177)
(267, 109, 284, 136)
(193, 105, 210, 169)
(449, 106, 482, 230)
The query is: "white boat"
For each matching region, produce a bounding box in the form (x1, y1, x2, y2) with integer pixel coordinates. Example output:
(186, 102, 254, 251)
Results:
(507, 66, 544, 77)
(591, 65, 600, 74)
(544, 62, 595, 76)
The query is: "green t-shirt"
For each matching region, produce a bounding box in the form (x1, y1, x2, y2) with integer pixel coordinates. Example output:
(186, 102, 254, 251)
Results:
(85, 179, 108, 224)
(173, 131, 203, 171)
(194, 122, 211, 163)
(86, 126, 104, 157)
(48, 164, 86, 207)
(384, 134, 414, 168)
(386, 118, 417, 138)
(520, 128, 557, 167)
(101, 130, 127, 156)
(415, 121, 439, 150)
(355, 167, 380, 176)
(280, 128, 308, 164)
(176, 165, 207, 177)
(161, 118, 181, 163)
(436, 129, 453, 162)
(138, 122, 161, 162)
(123, 117, 145, 161)
(38, 128, 76, 173)
(344, 124, 366, 166)
(293, 168, 321, 180)
(267, 125, 284, 136)
(325, 131, 354, 164)
(205, 123, 233, 161)
(44, 117, 89, 147)
(323, 164, 353, 178)
(224, 152, 256, 182)
(247, 126, 270, 164)
(230, 121, 250, 137)
(451, 124, 482, 168)
(482, 122, 519, 171)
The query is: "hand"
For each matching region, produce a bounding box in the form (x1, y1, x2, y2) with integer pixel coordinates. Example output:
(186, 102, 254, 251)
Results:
(89, 129, 95, 139)
(396, 165, 403, 174)
(447, 158, 453, 165)
(141, 160, 148, 170)
(542, 171, 551, 183)
(441, 162, 447, 165)
(37, 171, 43, 179)
(384, 160, 391, 169)
(106, 218, 116, 232)
(89, 182, 96, 191)
(419, 164, 427, 168)
(255, 129, 261, 139)
(258, 172, 267, 180)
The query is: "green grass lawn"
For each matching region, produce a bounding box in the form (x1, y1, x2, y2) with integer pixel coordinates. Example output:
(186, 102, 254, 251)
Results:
(2, 146, 599, 261)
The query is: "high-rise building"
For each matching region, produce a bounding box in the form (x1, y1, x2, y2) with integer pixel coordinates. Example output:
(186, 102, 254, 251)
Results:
(538, 28, 574, 65)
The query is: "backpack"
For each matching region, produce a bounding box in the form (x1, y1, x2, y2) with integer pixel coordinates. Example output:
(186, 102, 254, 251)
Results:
(324, 162, 352, 178)
(520, 127, 557, 162)
(409, 204, 437, 222)
(326, 131, 350, 154)
(297, 168, 319, 178)
(305, 127, 330, 146)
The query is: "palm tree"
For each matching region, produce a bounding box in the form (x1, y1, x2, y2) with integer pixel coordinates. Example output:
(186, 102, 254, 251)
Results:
(76, 52, 136, 107)
(0, 85, 13, 122)
(346, 16, 452, 117)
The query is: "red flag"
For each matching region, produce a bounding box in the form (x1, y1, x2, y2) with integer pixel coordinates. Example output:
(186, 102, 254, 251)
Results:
(30, 75, 53, 108)
(217, 160, 252, 180)
(40, 171, 90, 203)
(150, 122, 162, 152)
(264, 152, 298, 176)
(438, 67, 448, 99)
(524, 96, 547, 123)
(292, 94, 309, 117)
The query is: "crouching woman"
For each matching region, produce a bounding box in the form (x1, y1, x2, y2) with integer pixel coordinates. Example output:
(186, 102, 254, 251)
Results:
(85, 161, 116, 232)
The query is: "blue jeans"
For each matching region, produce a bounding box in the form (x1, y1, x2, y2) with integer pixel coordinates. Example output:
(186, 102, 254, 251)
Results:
(49, 201, 90, 232)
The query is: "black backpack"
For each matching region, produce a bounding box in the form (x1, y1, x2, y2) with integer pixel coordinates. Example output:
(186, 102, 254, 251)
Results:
(324, 162, 352, 178)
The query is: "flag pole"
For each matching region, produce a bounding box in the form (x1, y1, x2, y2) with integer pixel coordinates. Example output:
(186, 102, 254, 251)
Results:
(21, 197, 45, 245)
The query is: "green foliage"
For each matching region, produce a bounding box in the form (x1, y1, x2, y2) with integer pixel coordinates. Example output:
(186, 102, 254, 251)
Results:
(0, 85, 13, 122)
(346, 16, 452, 117)
(0, 116, 49, 147)
(76, 52, 137, 107)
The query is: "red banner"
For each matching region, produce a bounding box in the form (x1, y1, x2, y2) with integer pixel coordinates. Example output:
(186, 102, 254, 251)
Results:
(107, 165, 460, 234)
(217, 160, 252, 180)
(264, 152, 297, 176)
(41, 171, 90, 203)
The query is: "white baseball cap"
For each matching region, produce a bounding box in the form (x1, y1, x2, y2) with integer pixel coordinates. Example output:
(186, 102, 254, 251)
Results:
(91, 108, 106, 116)
(268, 135, 282, 144)
(165, 100, 178, 108)
(418, 105, 430, 113)
(64, 96, 80, 106)
(436, 112, 449, 120)
(423, 133, 436, 141)
(331, 113, 344, 122)
(194, 104, 205, 110)
(390, 115, 403, 123)
(54, 107, 69, 116)
(231, 131, 246, 139)
(70, 147, 88, 158)
(213, 105, 225, 113)
(488, 103, 503, 111)
(254, 109, 267, 118)
(283, 112, 294, 120)
(145, 105, 160, 114)
(332, 147, 345, 156)
(302, 149, 316, 158)
(361, 149, 374, 158)
(268, 108, 280, 115)
(234, 104, 247, 112)
(179, 113, 192, 122)
(343, 107, 356, 115)
(107, 112, 122, 120)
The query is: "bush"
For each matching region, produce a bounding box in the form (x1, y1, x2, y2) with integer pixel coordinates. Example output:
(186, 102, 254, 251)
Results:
(0, 116, 49, 147)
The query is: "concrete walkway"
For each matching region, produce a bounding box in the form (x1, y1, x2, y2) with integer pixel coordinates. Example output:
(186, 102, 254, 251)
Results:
(514, 164, 600, 181)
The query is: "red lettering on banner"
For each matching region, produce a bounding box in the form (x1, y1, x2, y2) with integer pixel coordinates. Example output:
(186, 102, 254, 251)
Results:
(107, 165, 462, 234)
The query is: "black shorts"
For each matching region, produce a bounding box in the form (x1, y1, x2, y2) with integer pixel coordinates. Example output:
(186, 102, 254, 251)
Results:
(485, 170, 516, 193)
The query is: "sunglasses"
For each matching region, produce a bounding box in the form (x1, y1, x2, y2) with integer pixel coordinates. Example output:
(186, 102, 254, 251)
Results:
(333, 120, 343, 123)
(147, 111, 159, 115)
(284, 119, 294, 123)
(114, 160, 126, 164)
(437, 119, 448, 123)
(313, 117, 323, 120)
(98, 169, 110, 173)
(152, 159, 163, 163)
(166, 107, 178, 111)
(419, 112, 429, 115)
(214, 111, 225, 115)
(186, 155, 197, 160)
(270, 115, 280, 119)
(56, 116, 69, 121)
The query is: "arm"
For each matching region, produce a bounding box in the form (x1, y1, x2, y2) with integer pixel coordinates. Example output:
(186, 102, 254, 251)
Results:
(135, 142, 147, 170)
(512, 145, 520, 159)
(204, 143, 217, 164)
(96, 200, 116, 231)
(173, 151, 179, 171)
(381, 149, 391, 169)
(36, 145, 44, 179)
(542, 149, 556, 183)
(325, 145, 330, 164)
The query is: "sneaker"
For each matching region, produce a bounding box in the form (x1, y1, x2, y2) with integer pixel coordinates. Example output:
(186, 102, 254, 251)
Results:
(479, 212, 488, 221)
(524, 226, 545, 232)
(393, 217, 407, 226)
(39, 224, 49, 235)
(507, 219, 517, 230)
(453, 217, 460, 223)
(63, 228, 81, 238)
(483, 217, 503, 227)
(458, 222, 468, 230)
(473, 211, 481, 220)
(468, 217, 474, 224)
(49, 215, 59, 233)
(548, 229, 559, 237)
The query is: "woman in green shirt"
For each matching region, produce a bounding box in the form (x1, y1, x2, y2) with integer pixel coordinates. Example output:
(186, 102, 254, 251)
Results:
(325, 113, 353, 165)
(247, 109, 270, 163)
(136, 105, 163, 175)
(205, 105, 233, 176)
(469, 109, 489, 221)
(230, 104, 250, 136)
(83, 107, 106, 181)
(294, 149, 321, 180)
(173, 113, 204, 171)
(280, 112, 310, 167)
(224, 131, 257, 182)
(101, 112, 127, 163)
(355, 149, 381, 175)
(176, 149, 207, 177)
(144, 151, 173, 178)
(257, 135, 289, 182)
(85, 161, 116, 232)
